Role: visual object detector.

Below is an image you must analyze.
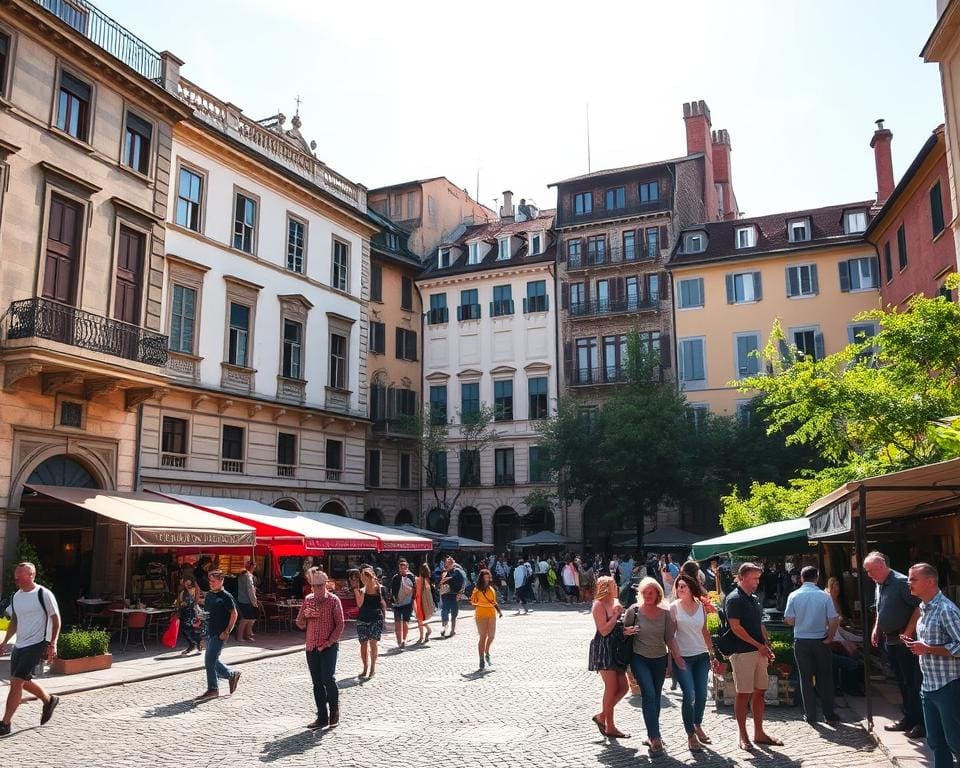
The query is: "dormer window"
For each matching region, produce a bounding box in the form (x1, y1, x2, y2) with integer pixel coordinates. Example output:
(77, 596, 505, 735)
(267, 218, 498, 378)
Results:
(385, 232, 399, 250)
(574, 192, 593, 216)
(684, 232, 705, 253)
(639, 181, 660, 204)
(438, 247, 451, 268)
(735, 226, 756, 249)
(844, 209, 867, 234)
(467, 241, 480, 265)
(530, 232, 543, 255)
(788, 218, 811, 243)
(498, 237, 510, 260)
(605, 187, 626, 211)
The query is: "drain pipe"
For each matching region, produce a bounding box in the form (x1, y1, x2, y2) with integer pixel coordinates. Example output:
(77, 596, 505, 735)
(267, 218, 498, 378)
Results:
(133, 403, 144, 491)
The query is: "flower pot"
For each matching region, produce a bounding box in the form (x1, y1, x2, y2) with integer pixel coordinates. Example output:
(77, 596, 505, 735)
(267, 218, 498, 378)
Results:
(51, 653, 113, 675)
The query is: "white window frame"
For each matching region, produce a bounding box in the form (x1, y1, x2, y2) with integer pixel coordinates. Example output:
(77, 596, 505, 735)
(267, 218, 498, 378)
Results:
(847, 256, 878, 291)
(730, 271, 759, 303)
(684, 232, 704, 253)
(467, 241, 480, 265)
(332, 238, 350, 291)
(786, 263, 817, 298)
(844, 210, 867, 234)
(530, 232, 543, 255)
(789, 324, 822, 361)
(735, 226, 756, 249)
(498, 237, 510, 260)
(677, 277, 704, 310)
(438, 246, 451, 268)
(788, 218, 811, 243)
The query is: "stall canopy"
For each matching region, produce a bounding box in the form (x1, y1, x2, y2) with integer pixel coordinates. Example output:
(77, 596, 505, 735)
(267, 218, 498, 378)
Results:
(616, 525, 702, 550)
(149, 493, 379, 554)
(26, 485, 257, 548)
(689, 517, 812, 561)
(392, 523, 446, 543)
(510, 530, 576, 548)
(438, 534, 490, 551)
(305, 512, 433, 551)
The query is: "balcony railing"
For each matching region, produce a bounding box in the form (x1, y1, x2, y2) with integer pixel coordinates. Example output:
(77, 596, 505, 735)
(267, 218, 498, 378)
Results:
(33, 0, 163, 82)
(221, 459, 244, 473)
(567, 365, 664, 386)
(489, 299, 515, 318)
(160, 453, 187, 469)
(426, 307, 448, 325)
(276, 464, 296, 478)
(495, 474, 515, 486)
(523, 296, 549, 313)
(372, 418, 416, 436)
(557, 195, 672, 227)
(325, 468, 342, 482)
(456, 304, 481, 321)
(568, 243, 659, 270)
(4, 298, 168, 367)
(568, 296, 660, 319)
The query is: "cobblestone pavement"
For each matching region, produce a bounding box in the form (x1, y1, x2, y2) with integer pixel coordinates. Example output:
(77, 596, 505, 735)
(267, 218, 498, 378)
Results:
(4, 604, 895, 768)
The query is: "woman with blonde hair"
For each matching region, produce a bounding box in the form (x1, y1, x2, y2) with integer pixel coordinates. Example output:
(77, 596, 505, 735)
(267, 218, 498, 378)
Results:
(470, 568, 503, 670)
(589, 574, 637, 739)
(414, 562, 435, 644)
(353, 566, 386, 679)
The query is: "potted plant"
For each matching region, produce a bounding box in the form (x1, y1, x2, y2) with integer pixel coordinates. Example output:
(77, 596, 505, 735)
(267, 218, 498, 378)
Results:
(52, 628, 112, 675)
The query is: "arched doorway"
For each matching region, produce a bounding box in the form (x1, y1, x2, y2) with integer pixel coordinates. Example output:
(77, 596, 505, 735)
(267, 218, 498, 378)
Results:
(273, 498, 302, 512)
(426, 507, 449, 534)
(395, 509, 413, 526)
(458, 507, 482, 542)
(320, 500, 347, 516)
(363, 508, 384, 525)
(521, 506, 555, 533)
(493, 506, 520, 553)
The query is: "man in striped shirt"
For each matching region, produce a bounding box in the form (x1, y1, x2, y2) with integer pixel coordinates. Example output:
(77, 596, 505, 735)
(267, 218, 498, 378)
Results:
(296, 568, 344, 731)
(906, 563, 960, 766)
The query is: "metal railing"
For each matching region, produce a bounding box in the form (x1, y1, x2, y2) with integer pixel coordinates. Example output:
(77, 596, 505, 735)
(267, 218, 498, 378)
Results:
(568, 296, 660, 318)
(568, 243, 659, 269)
(33, 0, 163, 82)
(567, 365, 664, 386)
(372, 419, 416, 436)
(4, 297, 168, 367)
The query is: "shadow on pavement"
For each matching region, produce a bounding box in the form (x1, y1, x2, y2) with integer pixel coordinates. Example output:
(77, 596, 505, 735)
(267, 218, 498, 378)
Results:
(143, 698, 197, 718)
(259, 728, 325, 762)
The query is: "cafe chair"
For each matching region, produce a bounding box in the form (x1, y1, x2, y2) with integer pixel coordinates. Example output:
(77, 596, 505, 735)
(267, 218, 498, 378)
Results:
(260, 601, 283, 633)
(121, 611, 149, 651)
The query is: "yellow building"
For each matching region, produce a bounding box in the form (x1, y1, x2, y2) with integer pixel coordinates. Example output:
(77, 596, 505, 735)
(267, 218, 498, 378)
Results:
(668, 202, 881, 416)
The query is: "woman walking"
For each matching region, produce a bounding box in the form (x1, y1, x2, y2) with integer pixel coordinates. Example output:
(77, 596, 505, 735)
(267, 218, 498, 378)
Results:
(470, 568, 502, 670)
(624, 576, 685, 756)
(353, 566, 385, 679)
(414, 563, 435, 643)
(589, 575, 636, 739)
(236, 560, 259, 642)
(671, 574, 721, 752)
(176, 577, 204, 655)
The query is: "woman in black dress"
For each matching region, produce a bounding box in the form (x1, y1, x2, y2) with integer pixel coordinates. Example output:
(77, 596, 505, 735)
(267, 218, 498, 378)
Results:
(353, 566, 386, 679)
(589, 575, 637, 739)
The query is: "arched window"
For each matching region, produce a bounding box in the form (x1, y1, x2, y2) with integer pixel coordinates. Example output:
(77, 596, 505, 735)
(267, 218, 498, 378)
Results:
(493, 506, 520, 552)
(363, 508, 384, 525)
(27, 456, 98, 488)
(395, 509, 414, 526)
(458, 507, 483, 542)
(320, 500, 347, 516)
(426, 507, 449, 534)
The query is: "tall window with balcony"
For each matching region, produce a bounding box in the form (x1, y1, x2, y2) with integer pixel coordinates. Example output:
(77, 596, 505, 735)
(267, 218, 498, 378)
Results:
(328, 333, 347, 389)
(282, 320, 303, 379)
(574, 192, 592, 216)
(277, 433, 297, 478)
(367, 449, 381, 487)
(839, 257, 879, 292)
(161, 416, 188, 468)
(625, 276, 640, 310)
(395, 328, 417, 361)
(227, 303, 250, 367)
(647, 272, 661, 302)
(428, 293, 448, 324)
(639, 181, 659, 205)
(495, 448, 515, 485)
(429, 385, 447, 425)
(528, 377, 548, 420)
(169, 284, 196, 354)
(587, 236, 606, 266)
(56, 71, 91, 142)
(786, 264, 818, 297)
(461, 382, 480, 423)
(175, 166, 204, 232)
(595, 279, 610, 312)
(494, 380, 513, 421)
(529, 446, 549, 483)
(491, 285, 513, 317)
(457, 288, 480, 321)
(233, 191, 257, 253)
(524, 280, 548, 313)
(575, 338, 598, 384)
(725, 271, 762, 304)
(645, 227, 659, 259)
(428, 451, 447, 487)
(221, 425, 244, 473)
(332, 239, 350, 291)
(569, 282, 585, 314)
(325, 439, 342, 481)
(603, 335, 628, 382)
(113, 227, 144, 334)
(622, 231, 636, 261)
(605, 186, 625, 211)
(287, 216, 306, 274)
(123, 112, 152, 175)
(459, 450, 480, 486)
(567, 239, 581, 267)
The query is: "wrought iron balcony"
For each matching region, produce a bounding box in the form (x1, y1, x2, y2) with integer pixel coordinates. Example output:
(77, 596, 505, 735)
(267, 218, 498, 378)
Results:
(567, 365, 664, 386)
(568, 243, 659, 270)
(4, 298, 168, 367)
(568, 296, 660, 319)
(32, 0, 163, 82)
(426, 307, 449, 325)
(372, 418, 416, 437)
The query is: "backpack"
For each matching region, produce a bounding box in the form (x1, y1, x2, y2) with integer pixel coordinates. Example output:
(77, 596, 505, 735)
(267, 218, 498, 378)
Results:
(714, 607, 738, 657)
(7, 587, 50, 641)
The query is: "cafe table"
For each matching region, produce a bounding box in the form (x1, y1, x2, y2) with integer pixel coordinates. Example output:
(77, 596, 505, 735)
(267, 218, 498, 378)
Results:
(76, 598, 108, 628)
(275, 600, 303, 631)
(110, 607, 174, 650)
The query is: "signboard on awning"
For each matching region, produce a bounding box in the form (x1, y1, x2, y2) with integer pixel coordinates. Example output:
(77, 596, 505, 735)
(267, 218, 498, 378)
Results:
(808, 498, 853, 539)
(130, 528, 256, 548)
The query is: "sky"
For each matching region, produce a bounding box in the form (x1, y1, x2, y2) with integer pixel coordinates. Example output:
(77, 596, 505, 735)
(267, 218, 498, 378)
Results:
(97, 0, 945, 218)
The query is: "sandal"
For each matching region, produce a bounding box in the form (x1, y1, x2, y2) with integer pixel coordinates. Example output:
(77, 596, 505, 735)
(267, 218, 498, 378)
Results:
(606, 729, 631, 739)
(591, 715, 606, 736)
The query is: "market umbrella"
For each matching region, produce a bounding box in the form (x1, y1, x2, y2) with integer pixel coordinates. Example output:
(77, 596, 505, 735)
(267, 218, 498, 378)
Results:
(509, 530, 577, 548)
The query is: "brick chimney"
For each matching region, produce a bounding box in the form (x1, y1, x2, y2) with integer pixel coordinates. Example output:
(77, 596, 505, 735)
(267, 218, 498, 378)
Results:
(500, 190, 515, 222)
(871, 119, 894, 207)
(683, 100, 719, 222)
(711, 129, 738, 220)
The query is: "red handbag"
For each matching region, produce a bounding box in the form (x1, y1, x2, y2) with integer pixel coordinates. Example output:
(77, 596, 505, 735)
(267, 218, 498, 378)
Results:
(161, 616, 180, 649)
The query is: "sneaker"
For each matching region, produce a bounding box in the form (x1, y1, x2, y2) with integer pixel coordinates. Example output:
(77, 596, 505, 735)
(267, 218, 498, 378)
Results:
(328, 708, 339, 728)
(228, 671, 241, 695)
(195, 690, 219, 702)
(40, 694, 59, 725)
(307, 718, 327, 730)
(0, 721, 9, 737)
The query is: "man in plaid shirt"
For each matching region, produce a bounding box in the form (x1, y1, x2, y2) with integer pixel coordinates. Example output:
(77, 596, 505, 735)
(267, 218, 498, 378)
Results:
(296, 568, 344, 731)
(907, 563, 960, 766)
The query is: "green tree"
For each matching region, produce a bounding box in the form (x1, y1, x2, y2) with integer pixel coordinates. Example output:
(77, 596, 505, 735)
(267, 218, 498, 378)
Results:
(3, 536, 48, 596)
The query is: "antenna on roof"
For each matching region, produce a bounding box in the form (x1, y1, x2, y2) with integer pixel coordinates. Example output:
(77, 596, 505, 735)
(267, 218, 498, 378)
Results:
(586, 102, 592, 174)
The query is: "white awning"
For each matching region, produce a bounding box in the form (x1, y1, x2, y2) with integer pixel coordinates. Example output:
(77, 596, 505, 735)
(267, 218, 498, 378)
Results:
(305, 512, 433, 551)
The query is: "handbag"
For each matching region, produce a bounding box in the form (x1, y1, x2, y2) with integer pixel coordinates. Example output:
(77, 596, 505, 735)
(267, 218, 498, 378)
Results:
(609, 618, 633, 668)
(161, 615, 180, 649)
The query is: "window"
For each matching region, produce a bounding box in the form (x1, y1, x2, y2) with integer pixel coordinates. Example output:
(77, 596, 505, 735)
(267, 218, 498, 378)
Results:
(282, 319, 303, 379)
(332, 239, 350, 291)
(395, 328, 417, 361)
(596, 280, 610, 312)
(786, 264, 818, 297)
(123, 111, 152, 175)
(457, 288, 480, 321)
(221, 425, 244, 473)
(645, 227, 659, 259)
(679, 338, 706, 384)
(625, 276, 640, 309)
(429, 385, 447, 425)
(428, 450, 447, 487)
(459, 450, 480, 486)
(494, 379, 513, 421)
(726, 271, 761, 303)
(385, 232, 399, 250)
(428, 293, 448, 324)
(736, 400, 755, 426)
(278, 433, 297, 476)
(401, 276, 413, 310)
(528, 377, 548, 420)
(56, 70, 91, 141)
(468, 241, 480, 264)
(603, 334, 628, 382)
(175, 166, 204, 231)
(687, 404, 709, 433)
(60, 400, 83, 428)
(0, 32, 9, 95)
(227, 303, 250, 367)
(328, 333, 347, 389)
(491, 285, 514, 317)
(438, 247, 452, 268)
(639, 181, 659, 203)
(735, 333, 760, 378)
(530, 232, 542, 255)
(161, 416, 188, 456)
(574, 192, 592, 216)
(524, 280, 548, 313)
(897, 224, 907, 270)
(570, 282, 585, 313)
(399, 453, 412, 489)
(495, 448, 515, 485)
(848, 323, 878, 344)
(736, 226, 756, 249)
(406, 192, 416, 219)
(575, 337, 598, 384)
(677, 277, 704, 309)
(586, 236, 606, 265)
(605, 186, 625, 210)
(839, 257, 878, 292)
(370, 321, 385, 354)
(883, 243, 893, 284)
(169, 284, 196, 354)
(792, 328, 824, 361)
(931, 182, 946, 236)
(367, 449, 381, 487)
(623, 231, 636, 261)
(498, 237, 511, 260)
(232, 191, 257, 253)
(844, 210, 867, 234)
(788, 218, 811, 242)
(370, 262, 382, 301)
(647, 273, 661, 302)
(287, 216, 306, 274)
(461, 382, 480, 423)
(567, 239, 582, 267)
(326, 439, 343, 481)
(683, 232, 704, 253)
(529, 446, 549, 483)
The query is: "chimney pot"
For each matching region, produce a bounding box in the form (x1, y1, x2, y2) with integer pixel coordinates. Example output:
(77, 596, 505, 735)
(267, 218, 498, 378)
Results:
(500, 190, 515, 222)
(870, 120, 895, 206)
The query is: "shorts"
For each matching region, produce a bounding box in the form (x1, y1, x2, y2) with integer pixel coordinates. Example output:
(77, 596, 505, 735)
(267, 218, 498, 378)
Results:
(10, 641, 48, 680)
(238, 602, 258, 620)
(393, 603, 413, 623)
(729, 650, 769, 694)
(564, 585, 578, 596)
(356, 618, 384, 642)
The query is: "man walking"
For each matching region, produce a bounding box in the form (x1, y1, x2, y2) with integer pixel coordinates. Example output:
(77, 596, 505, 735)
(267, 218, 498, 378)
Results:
(784, 566, 840, 725)
(197, 569, 241, 701)
(390, 559, 416, 648)
(907, 563, 960, 767)
(725, 562, 782, 751)
(0, 562, 61, 735)
(864, 551, 924, 738)
(513, 558, 531, 615)
(296, 567, 344, 730)
(438, 556, 465, 638)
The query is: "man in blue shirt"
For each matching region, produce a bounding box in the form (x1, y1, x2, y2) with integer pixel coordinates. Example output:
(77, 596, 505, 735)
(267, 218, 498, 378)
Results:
(784, 566, 840, 726)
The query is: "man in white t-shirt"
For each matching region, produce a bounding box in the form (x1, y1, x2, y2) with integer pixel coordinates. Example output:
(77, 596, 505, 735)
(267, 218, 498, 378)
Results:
(513, 560, 531, 615)
(0, 562, 62, 735)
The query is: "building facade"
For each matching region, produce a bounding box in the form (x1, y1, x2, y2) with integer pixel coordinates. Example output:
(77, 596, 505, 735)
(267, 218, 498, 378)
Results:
(417, 195, 559, 551)
(668, 202, 881, 416)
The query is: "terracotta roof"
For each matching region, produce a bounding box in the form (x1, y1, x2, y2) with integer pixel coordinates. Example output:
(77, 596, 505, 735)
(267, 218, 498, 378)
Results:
(668, 201, 874, 267)
(549, 154, 702, 187)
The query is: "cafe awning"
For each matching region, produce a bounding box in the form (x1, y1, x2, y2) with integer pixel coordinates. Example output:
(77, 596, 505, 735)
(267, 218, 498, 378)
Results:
(616, 525, 702, 550)
(149, 493, 379, 552)
(304, 512, 433, 551)
(26, 485, 256, 548)
(438, 534, 491, 551)
(510, 530, 576, 548)
(689, 517, 811, 561)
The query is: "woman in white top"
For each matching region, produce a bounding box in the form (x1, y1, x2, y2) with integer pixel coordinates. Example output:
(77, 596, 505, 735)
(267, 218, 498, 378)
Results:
(671, 574, 722, 752)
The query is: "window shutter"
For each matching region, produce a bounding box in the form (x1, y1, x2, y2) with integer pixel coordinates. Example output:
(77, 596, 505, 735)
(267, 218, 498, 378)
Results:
(563, 341, 573, 380)
(725, 274, 735, 304)
(558, 242, 566, 263)
(838, 261, 851, 292)
(561, 282, 569, 309)
(659, 225, 668, 252)
(616, 277, 626, 303)
(410, 332, 417, 361)
(784, 268, 793, 298)
(752, 271, 762, 301)
(814, 332, 825, 361)
(659, 271, 669, 299)
(810, 264, 819, 295)
(871, 256, 880, 285)
(395, 327, 403, 359)
(660, 333, 672, 368)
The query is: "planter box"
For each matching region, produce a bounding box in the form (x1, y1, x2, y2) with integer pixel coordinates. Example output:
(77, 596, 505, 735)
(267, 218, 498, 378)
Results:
(51, 653, 112, 675)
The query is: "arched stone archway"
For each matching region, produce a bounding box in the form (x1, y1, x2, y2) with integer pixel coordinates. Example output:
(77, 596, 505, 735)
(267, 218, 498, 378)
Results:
(394, 509, 414, 526)
(320, 500, 347, 516)
(493, 506, 520, 553)
(273, 498, 302, 512)
(458, 506, 482, 542)
(363, 508, 384, 525)
(426, 507, 449, 534)
(521, 506, 555, 534)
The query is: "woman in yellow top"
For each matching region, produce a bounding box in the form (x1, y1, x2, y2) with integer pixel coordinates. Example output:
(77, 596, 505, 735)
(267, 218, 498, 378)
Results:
(470, 568, 502, 671)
